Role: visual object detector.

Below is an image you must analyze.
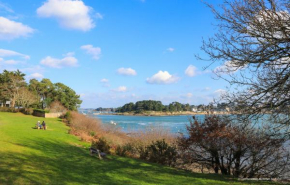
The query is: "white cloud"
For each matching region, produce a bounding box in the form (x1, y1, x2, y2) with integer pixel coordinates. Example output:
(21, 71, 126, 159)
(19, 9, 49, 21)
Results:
(185, 65, 198, 77)
(37, 0, 95, 31)
(0, 17, 34, 40)
(100, 78, 110, 87)
(146, 71, 180, 84)
(167, 48, 175, 52)
(28, 73, 44, 79)
(113, 86, 127, 92)
(40, 54, 78, 68)
(117, 67, 137, 76)
(100, 78, 109, 83)
(214, 61, 246, 74)
(0, 49, 30, 59)
(81, 45, 101, 60)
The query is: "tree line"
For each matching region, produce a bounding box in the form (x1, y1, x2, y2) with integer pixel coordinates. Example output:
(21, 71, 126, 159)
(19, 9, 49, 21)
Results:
(0, 70, 82, 111)
(116, 100, 193, 113)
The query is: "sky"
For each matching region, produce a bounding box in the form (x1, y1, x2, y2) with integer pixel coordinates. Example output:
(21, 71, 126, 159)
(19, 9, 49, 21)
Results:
(0, 0, 229, 108)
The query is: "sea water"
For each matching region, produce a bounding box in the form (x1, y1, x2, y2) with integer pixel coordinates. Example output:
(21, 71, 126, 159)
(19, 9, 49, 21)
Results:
(90, 114, 205, 134)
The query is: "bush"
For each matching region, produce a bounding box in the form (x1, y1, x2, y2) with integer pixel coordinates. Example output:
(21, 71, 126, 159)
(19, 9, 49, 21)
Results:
(91, 137, 111, 154)
(33, 109, 49, 114)
(64, 111, 72, 125)
(19, 108, 33, 115)
(0, 107, 16, 112)
(116, 143, 136, 157)
(145, 139, 177, 166)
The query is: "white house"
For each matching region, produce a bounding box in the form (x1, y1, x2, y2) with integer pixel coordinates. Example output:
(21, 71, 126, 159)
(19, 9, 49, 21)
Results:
(0, 101, 11, 107)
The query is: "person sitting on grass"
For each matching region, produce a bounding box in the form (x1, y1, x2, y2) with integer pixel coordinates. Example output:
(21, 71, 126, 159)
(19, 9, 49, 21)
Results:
(36, 121, 40, 129)
(42, 121, 46, 130)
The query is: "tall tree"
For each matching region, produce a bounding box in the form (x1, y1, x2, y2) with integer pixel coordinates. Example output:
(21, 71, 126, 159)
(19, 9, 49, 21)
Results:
(200, 0, 290, 124)
(0, 70, 26, 108)
(53, 83, 82, 111)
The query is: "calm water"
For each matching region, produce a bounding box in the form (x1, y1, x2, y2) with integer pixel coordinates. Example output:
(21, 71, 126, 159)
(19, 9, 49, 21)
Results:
(90, 114, 205, 133)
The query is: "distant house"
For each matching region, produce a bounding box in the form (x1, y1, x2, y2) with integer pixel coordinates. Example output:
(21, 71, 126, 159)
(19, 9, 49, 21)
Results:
(0, 101, 11, 107)
(191, 108, 197, 112)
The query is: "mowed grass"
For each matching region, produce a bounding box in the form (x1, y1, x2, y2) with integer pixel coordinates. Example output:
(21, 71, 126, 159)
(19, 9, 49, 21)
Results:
(0, 112, 280, 185)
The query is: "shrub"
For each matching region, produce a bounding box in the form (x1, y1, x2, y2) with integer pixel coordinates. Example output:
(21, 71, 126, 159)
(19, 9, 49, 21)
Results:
(145, 139, 177, 166)
(33, 109, 49, 114)
(64, 111, 72, 125)
(0, 107, 16, 112)
(116, 143, 136, 157)
(19, 108, 33, 115)
(91, 137, 111, 154)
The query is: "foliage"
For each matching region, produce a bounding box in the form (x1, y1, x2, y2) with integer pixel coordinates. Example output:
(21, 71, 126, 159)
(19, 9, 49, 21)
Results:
(0, 70, 26, 108)
(178, 115, 290, 178)
(145, 139, 177, 166)
(33, 109, 50, 114)
(52, 83, 82, 111)
(116, 100, 193, 113)
(91, 137, 111, 154)
(64, 111, 72, 125)
(0, 70, 82, 111)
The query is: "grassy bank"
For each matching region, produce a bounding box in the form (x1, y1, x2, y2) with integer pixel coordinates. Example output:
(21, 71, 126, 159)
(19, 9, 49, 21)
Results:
(0, 112, 279, 184)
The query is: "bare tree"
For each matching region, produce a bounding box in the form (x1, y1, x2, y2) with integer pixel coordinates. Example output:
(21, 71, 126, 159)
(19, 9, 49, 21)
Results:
(15, 87, 37, 109)
(200, 0, 290, 125)
(178, 115, 290, 178)
(0, 70, 26, 108)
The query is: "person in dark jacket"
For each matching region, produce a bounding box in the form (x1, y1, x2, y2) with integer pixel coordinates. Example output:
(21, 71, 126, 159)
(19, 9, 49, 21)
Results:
(42, 121, 46, 130)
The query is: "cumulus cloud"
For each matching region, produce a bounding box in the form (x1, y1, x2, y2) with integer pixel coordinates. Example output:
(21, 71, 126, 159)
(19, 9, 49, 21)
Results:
(167, 48, 175, 52)
(40, 54, 78, 68)
(0, 17, 34, 40)
(37, 0, 95, 31)
(185, 65, 198, 77)
(0, 49, 30, 59)
(117, 67, 137, 76)
(146, 71, 180, 84)
(113, 86, 127, 92)
(81, 45, 101, 60)
(28, 73, 44, 79)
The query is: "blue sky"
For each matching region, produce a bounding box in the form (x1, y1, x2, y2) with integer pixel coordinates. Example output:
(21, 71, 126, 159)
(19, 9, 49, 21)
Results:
(0, 0, 228, 108)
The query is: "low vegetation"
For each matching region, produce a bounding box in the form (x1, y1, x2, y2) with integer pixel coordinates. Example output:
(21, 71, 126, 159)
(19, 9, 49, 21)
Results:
(1, 112, 279, 185)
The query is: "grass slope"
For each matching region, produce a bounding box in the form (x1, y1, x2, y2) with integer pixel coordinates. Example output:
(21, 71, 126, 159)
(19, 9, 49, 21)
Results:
(0, 112, 278, 185)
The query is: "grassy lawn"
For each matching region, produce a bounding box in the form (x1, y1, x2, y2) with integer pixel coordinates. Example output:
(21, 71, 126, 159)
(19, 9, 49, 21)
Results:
(0, 112, 281, 185)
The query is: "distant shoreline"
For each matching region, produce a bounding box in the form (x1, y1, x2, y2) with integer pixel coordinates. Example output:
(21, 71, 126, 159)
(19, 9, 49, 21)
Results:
(98, 111, 233, 116)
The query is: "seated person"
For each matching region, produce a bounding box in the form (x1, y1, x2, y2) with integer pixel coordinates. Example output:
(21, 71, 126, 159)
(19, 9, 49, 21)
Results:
(42, 121, 46, 130)
(36, 121, 41, 129)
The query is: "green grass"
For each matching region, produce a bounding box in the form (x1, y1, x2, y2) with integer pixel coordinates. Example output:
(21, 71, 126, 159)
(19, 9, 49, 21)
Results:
(0, 112, 281, 185)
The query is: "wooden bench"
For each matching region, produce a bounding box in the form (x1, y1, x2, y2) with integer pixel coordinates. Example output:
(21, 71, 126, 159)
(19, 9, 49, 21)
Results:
(89, 147, 106, 159)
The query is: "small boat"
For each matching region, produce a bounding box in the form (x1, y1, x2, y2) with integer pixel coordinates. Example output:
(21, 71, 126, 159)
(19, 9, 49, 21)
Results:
(110, 121, 117, 125)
